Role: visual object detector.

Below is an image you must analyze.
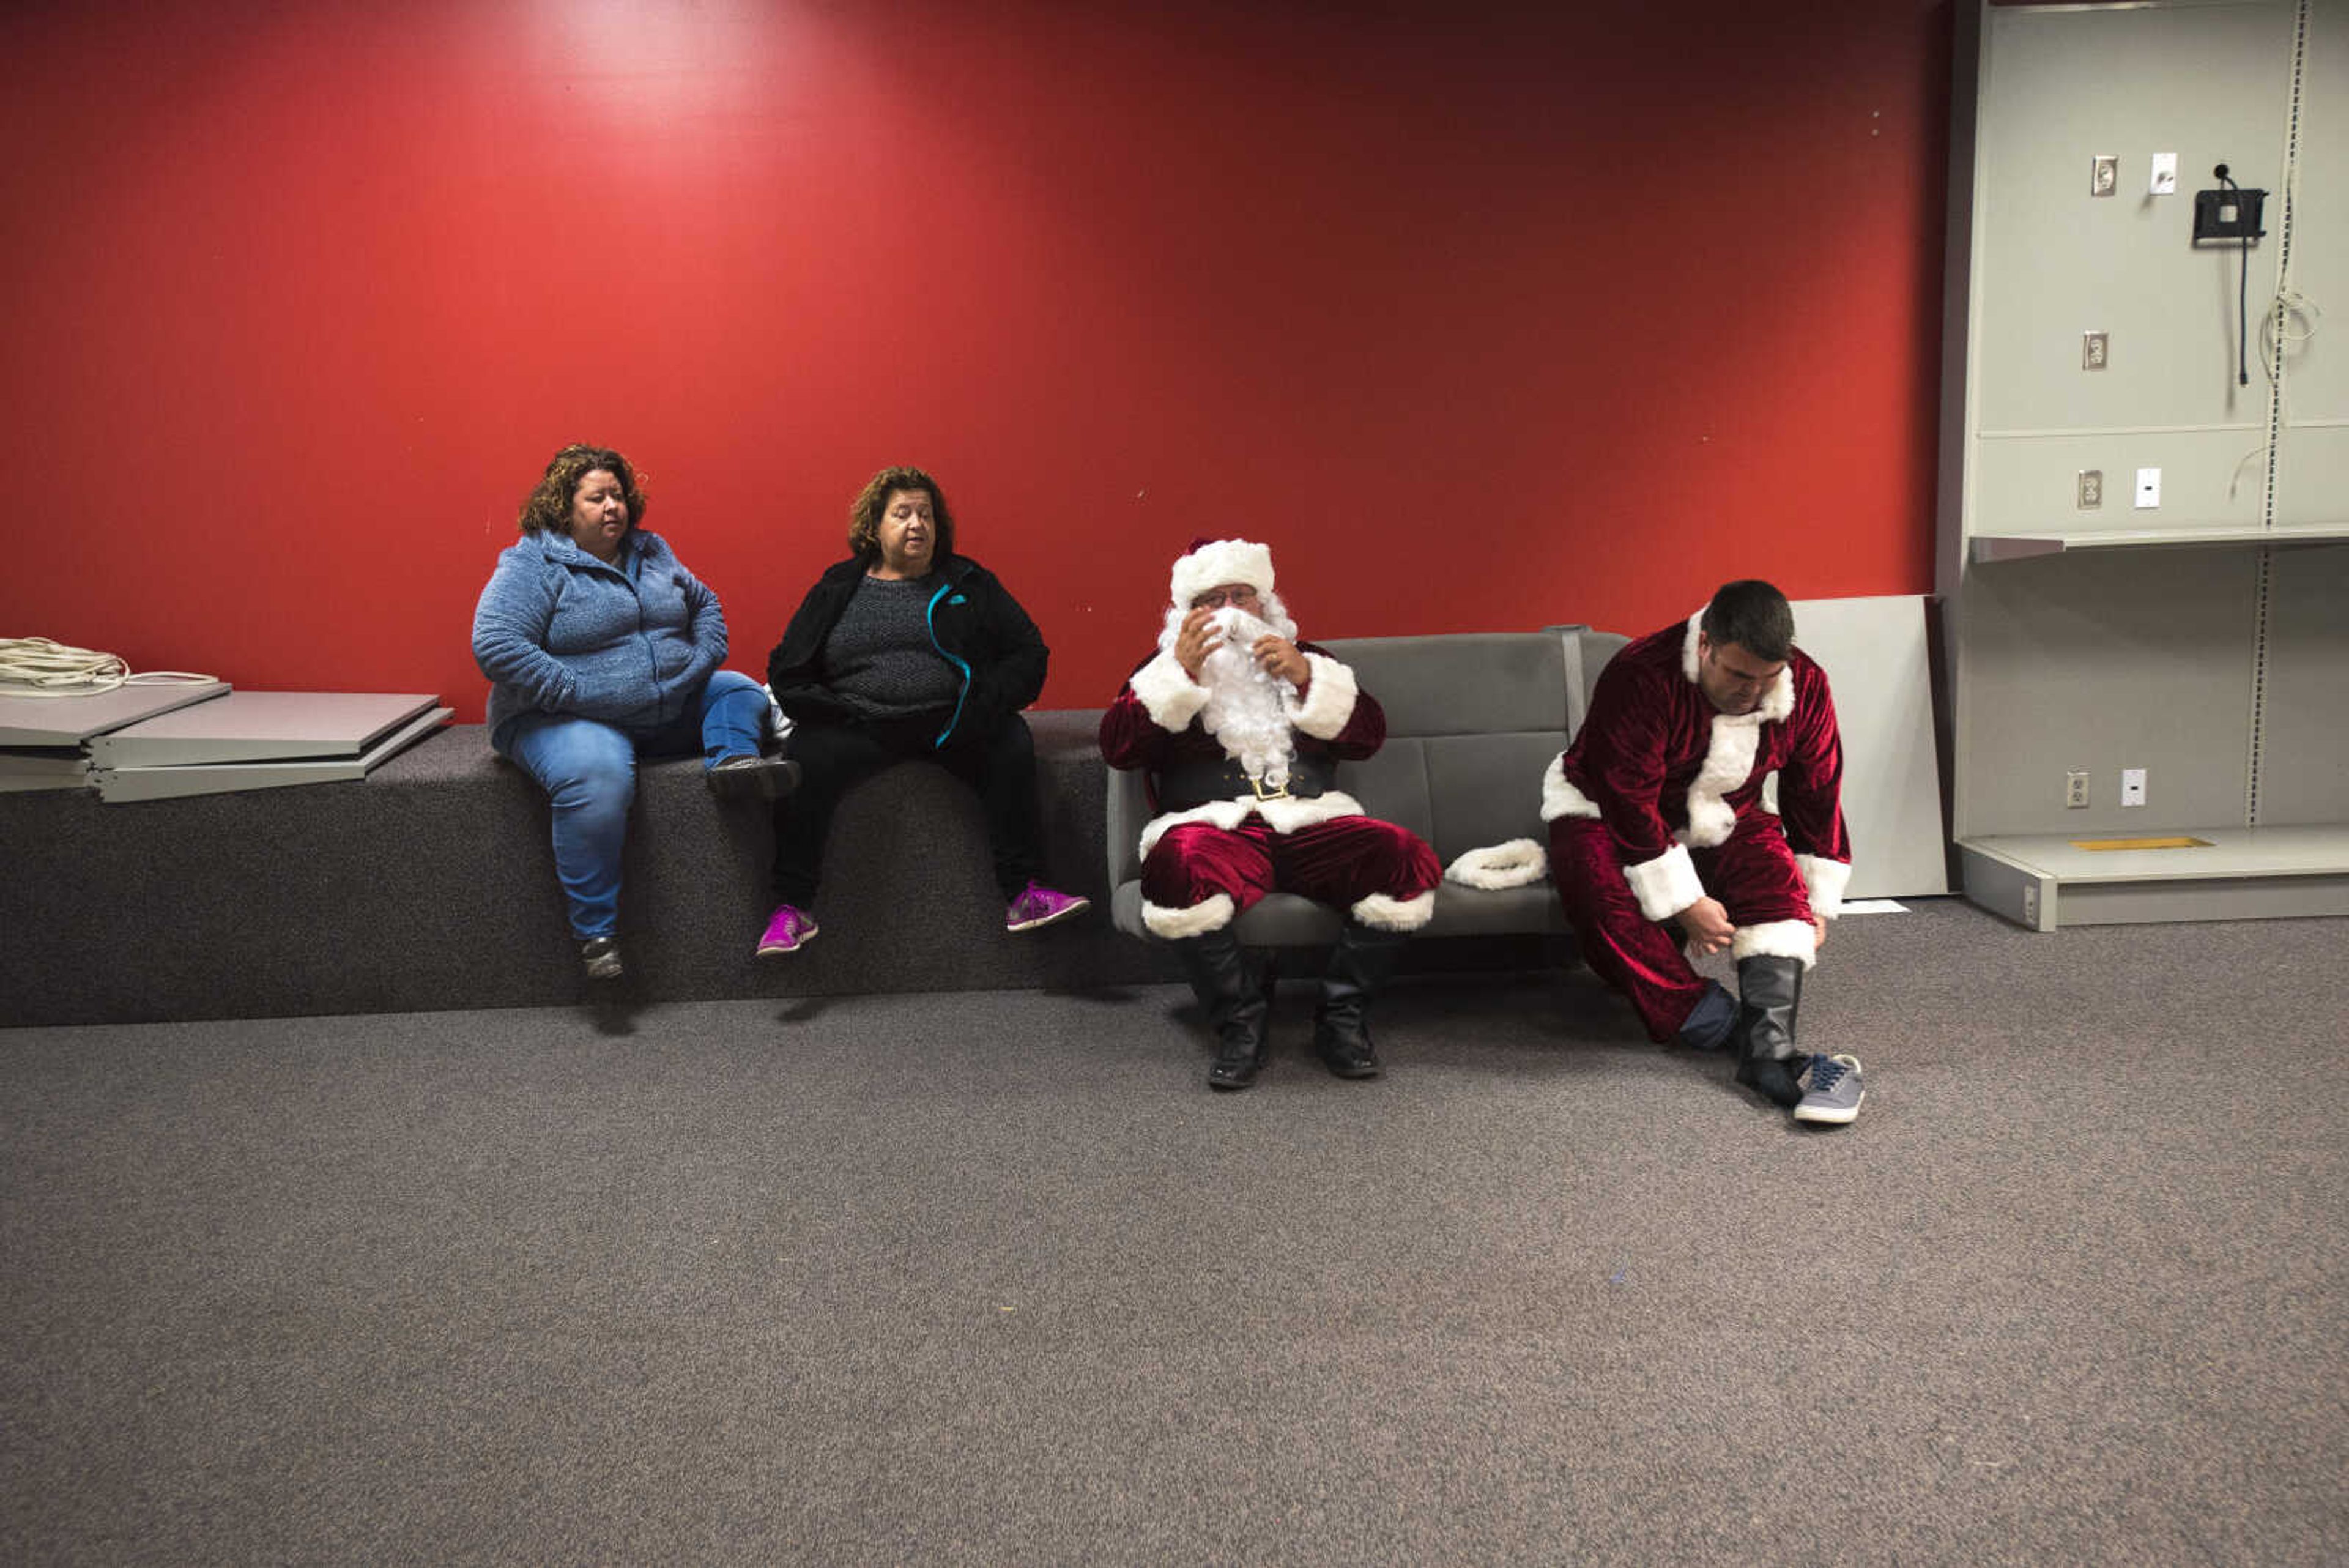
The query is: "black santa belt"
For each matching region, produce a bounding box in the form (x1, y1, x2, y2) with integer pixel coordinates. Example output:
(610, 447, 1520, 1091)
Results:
(1154, 753, 1335, 811)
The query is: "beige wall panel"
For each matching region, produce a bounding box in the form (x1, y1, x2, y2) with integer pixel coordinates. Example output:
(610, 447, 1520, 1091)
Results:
(2273, 422, 2349, 525)
(2277, 1, 2345, 420)
(1977, 2, 2291, 435)
(1784, 596, 1950, 899)
(1957, 548, 2257, 836)
(2254, 542, 2349, 823)
(1972, 428, 2268, 535)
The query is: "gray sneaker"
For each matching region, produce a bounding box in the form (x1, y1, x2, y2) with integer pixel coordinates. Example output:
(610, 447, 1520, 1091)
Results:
(708, 755, 801, 804)
(579, 936, 624, 981)
(1793, 1053, 1864, 1124)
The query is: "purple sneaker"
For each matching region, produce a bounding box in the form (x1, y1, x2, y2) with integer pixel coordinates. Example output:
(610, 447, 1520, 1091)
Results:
(1005, 880, 1091, 933)
(755, 903, 818, 956)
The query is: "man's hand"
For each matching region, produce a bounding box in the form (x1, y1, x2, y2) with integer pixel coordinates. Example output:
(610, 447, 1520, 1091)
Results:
(1173, 606, 1220, 682)
(1813, 915, 1828, 949)
(1678, 896, 1734, 957)
(1250, 634, 1310, 691)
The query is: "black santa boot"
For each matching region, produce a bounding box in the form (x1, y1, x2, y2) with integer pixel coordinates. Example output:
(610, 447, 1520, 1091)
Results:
(1171, 927, 1273, 1091)
(1313, 920, 1408, 1079)
(1730, 954, 1807, 1107)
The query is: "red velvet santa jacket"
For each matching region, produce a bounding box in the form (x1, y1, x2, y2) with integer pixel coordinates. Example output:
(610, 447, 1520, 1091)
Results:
(1099, 639, 1385, 861)
(1542, 612, 1854, 924)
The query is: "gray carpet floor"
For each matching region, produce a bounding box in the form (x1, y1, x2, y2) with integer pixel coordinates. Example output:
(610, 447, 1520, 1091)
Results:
(4, 899, 2343, 1565)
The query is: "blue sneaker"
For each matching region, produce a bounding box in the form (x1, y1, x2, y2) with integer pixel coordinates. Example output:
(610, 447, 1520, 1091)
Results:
(1793, 1053, 1865, 1125)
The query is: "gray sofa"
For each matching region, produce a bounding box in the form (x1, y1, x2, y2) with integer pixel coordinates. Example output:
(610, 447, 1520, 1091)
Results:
(1104, 626, 1628, 946)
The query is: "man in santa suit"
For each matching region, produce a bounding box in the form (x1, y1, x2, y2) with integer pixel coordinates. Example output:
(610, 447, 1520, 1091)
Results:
(1543, 579, 1866, 1124)
(1100, 539, 1441, 1091)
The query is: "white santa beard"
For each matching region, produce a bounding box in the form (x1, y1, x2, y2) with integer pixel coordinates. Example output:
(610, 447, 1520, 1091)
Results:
(1157, 596, 1302, 785)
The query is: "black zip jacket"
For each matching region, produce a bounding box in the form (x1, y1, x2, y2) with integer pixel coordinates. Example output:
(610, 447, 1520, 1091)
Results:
(766, 554, 1048, 748)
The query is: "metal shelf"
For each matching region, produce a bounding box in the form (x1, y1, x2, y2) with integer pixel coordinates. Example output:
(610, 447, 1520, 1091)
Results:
(1959, 825, 2349, 930)
(1970, 525, 2349, 563)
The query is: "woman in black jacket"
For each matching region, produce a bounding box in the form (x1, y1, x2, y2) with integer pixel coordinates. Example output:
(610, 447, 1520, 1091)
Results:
(758, 466, 1089, 953)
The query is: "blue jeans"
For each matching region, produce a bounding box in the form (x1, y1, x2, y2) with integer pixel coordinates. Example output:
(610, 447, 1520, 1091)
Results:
(497, 671, 768, 938)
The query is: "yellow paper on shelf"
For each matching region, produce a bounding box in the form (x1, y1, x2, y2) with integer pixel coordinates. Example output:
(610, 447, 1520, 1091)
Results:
(2068, 836, 2214, 852)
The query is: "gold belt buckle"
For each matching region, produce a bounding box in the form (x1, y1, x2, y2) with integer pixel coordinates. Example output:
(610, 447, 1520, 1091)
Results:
(1249, 775, 1293, 802)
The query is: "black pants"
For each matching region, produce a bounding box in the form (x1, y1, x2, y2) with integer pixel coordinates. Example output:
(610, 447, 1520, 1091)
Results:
(770, 713, 1044, 906)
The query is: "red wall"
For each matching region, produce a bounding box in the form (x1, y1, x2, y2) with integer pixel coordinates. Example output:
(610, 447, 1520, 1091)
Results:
(0, 0, 1949, 721)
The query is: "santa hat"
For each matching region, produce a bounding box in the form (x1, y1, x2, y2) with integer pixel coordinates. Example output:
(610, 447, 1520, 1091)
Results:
(1170, 537, 1275, 608)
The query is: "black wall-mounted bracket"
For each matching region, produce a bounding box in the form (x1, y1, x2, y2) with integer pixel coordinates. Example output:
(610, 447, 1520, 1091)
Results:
(2192, 185, 2266, 244)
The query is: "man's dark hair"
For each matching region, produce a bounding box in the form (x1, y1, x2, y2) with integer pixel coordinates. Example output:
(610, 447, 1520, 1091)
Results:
(1700, 580, 1795, 662)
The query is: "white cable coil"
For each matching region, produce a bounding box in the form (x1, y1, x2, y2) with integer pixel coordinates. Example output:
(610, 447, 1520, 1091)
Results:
(0, 637, 216, 697)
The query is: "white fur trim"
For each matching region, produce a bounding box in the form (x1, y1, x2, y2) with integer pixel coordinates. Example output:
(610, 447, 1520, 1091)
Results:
(1539, 754, 1600, 823)
(1680, 611, 1707, 682)
(1283, 652, 1357, 740)
(1170, 540, 1275, 608)
(1732, 918, 1819, 970)
(1142, 893, 1236, 939)
(1445, 839, 1549, 890)
(1135, 792, 1369, 864)
(1128, 650, 1209, 733)
(1796, 854, 1852, 920)
(1353, 890, 1436, 932)
(1683, 710, 1762, 849)
(1623, 843, 1704, 922)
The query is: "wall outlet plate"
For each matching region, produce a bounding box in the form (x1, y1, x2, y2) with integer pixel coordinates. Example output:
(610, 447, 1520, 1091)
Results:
(2066, 770, 2090, 808)
(2121, 768, 2147, 807)
(2091, 155, 2118, 196)
(2150, 152, 2178, 195)
(2134, 468, 2161, 509)
(2077, 470, 2103, 508)
(2083, 331, 2109, 370)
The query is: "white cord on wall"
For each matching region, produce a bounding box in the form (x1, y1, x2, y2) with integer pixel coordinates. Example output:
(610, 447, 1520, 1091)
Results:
(0, 637, 217, 698)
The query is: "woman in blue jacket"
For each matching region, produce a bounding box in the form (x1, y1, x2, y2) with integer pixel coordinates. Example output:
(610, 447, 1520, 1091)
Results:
(472, 444, 795, 981)
(756, 465, 1088, 954)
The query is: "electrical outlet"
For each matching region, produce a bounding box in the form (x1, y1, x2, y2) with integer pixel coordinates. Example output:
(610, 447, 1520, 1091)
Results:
(2083, 331, 2109, 370)
(2077, 470, 2104, 508)
(2091, 155, 2118, 196)
(2121, 768, 2147, 807)
(2066, 770, 2090, 809)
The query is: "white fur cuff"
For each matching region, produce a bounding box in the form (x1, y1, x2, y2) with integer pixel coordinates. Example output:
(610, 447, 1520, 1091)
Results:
(1796, 854, 1852, 920)
(1623, 844, 1704, 923)
(1540, 754, 1600, 823)
(1142, 893, 1236, 939)
(1352, 890, 1436, 932)
(1128, 650, 1209, 734)
(1283, 652, 1358, 740)
(1731, 918, 1818, 970)
(1445, 839, 1548, 890)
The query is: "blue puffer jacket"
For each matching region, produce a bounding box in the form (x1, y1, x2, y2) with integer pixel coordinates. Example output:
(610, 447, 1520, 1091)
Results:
(472, 527, 729, 745)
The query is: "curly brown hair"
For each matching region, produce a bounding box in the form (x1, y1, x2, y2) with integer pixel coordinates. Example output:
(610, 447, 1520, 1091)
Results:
(847, 466, 956, 561)
(516, 444, 649, 537)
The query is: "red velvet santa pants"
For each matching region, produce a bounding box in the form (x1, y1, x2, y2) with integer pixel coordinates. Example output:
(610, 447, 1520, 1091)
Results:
(1143, 815, 1439, 924)
(1548, 812, 1814, 1043)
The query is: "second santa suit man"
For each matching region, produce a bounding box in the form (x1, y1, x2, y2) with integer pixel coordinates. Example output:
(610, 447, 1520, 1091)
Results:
(1100, 538, 1442, 1091)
